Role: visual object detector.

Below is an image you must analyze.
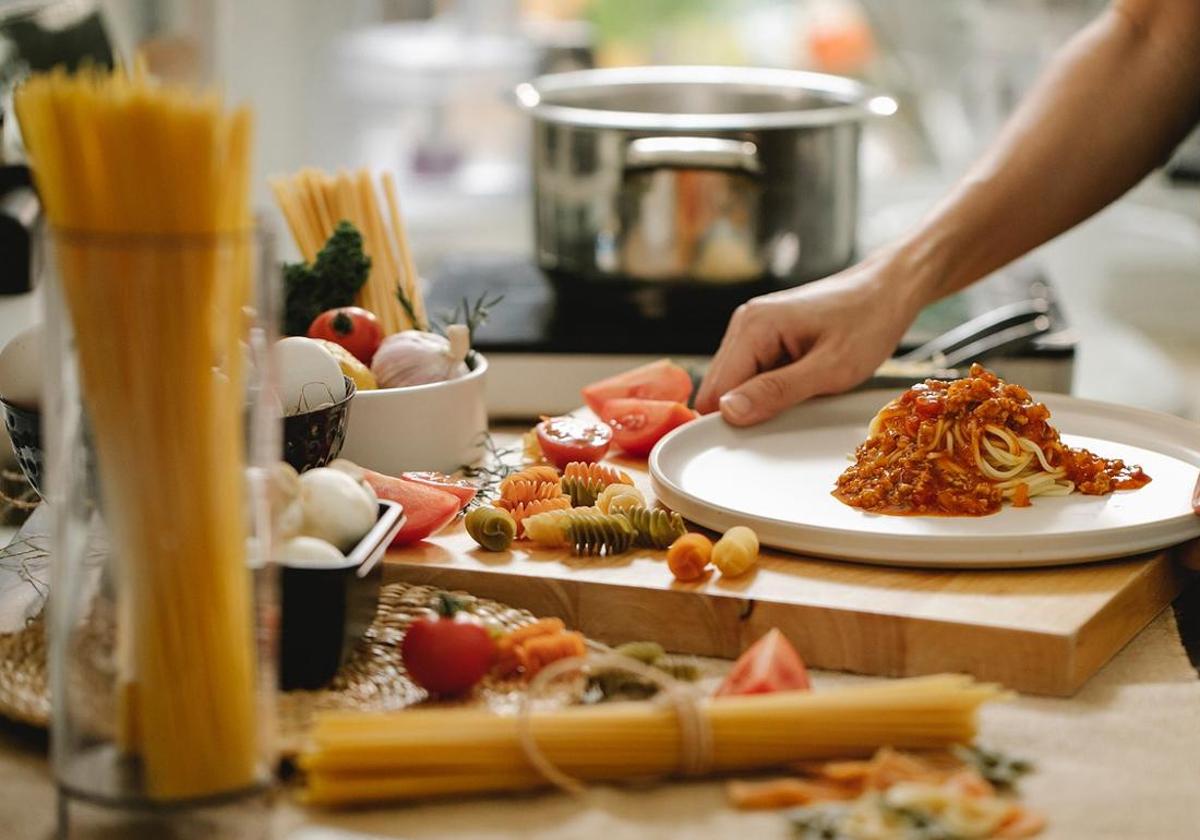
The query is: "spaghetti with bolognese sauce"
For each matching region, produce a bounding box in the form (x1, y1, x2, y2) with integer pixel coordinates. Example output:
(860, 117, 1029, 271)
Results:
(834, 364, 1150, 516)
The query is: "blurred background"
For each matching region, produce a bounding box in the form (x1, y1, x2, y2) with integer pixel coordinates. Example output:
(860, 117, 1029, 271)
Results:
(1, 0, 1199, 416)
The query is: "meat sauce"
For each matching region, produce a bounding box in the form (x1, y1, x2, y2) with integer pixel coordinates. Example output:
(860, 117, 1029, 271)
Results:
(833, 365, 1150, 517)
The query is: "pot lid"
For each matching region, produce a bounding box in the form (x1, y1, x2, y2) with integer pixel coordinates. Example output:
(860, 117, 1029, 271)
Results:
(515, 65, 896, 131)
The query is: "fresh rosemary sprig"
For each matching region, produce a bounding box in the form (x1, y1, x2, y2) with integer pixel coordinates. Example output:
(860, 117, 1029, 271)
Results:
(457, 431, 522, 510)
(396, 286, 503, 345)
(437, 292, 504, 344)
(395, 283, 424, 331)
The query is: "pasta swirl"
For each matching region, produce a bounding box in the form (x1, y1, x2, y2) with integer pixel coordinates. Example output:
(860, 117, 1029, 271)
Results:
(619, 505, 687, 549)
(711, 526, 759, 578)
(522, 506, 599, 549)
(562, 511, 636, 556)
(464, 507, 516, 552)
(497, 496, 571, 536)
(563, 461, 633, 487)
(596, 483, 646, 515)
(499, 465, 561, 495)
(561, 475, 606, 508)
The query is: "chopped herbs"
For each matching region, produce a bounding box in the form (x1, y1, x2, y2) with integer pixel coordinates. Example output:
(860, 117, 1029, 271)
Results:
(952, 745, 1033, 790)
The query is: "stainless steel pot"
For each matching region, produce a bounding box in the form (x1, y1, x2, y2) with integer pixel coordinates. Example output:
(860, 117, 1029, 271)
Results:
(516, 66, 895, 286)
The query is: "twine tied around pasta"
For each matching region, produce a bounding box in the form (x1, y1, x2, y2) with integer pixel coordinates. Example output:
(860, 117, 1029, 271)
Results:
(515, 646, 713, 796)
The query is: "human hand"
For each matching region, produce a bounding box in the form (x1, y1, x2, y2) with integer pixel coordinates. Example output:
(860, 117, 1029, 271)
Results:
(696, 254, 928, 426)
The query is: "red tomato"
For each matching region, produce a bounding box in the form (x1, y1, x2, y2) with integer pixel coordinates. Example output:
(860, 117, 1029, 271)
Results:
(401, 471, 477, 509)
(307, 306, 384, 365)
(599, 398, 696, 458)
(535, 415, 612, 469)
(715, 628, 810, 697)
(362, 469, 461, 546)
(582, 359, 694, 415)
(401, 602, 496, 695)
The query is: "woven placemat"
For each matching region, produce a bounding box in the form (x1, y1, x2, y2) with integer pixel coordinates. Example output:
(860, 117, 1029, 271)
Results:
(0, 581, 541, 752)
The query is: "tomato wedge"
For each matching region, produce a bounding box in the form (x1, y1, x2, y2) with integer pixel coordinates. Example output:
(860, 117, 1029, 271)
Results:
(362, 469, 461, 546)
(535, 415, 612, 469)
(582, 359, 694, 415)
(715, 628, 810, 697)
(599, 398, 696, 458)
(401, 471, 478, 509)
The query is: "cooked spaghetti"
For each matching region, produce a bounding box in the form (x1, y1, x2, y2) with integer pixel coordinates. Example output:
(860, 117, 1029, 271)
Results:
(834, 365, 1150, 516)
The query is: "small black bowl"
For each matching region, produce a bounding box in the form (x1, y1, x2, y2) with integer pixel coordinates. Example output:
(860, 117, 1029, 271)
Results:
(282, 376, 356, 473)
(1, 398, 43, 499)
(279, 499, 406, 691)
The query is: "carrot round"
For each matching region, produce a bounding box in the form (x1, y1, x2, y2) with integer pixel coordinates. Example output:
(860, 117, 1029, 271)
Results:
(667, 533, 712, 582)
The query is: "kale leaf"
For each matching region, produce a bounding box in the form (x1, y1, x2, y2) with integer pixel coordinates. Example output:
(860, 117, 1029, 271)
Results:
(282, 221, 371, 336)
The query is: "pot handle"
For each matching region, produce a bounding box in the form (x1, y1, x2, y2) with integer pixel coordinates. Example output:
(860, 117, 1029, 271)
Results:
(624, 137, 762, 175)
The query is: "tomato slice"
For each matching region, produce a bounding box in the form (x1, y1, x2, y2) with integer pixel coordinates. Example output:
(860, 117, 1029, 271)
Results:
(582, 359, 694, 416)
(401, 471, 478, 509)
(715, 628, 810, 697)
(535, 415, 612, 470)
(599, 398, 696, 458)
(362, 469, 462, 546)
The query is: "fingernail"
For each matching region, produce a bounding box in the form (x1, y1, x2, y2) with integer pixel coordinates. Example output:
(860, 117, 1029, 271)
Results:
(720, 392, 751, 419)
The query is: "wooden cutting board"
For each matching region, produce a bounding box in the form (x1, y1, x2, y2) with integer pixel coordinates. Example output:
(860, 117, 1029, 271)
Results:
(385, 431, 1195, 697)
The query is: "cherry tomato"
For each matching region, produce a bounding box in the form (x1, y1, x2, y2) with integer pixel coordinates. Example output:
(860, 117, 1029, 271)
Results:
(307, 306, 383, 366)
(715, 628, 810, 697)
(581, 359, 694, 415)
(400, 594, 496, 696)
(402, 471, 478, 509)
(535, 415, 612, 470)
(599, 398, 696, 458)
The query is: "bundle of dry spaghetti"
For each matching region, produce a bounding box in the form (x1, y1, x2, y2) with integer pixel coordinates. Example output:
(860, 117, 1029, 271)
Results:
(270, 167, 424, 334)
(299, 674, 1003, 806)
(15, 68, 259, 800)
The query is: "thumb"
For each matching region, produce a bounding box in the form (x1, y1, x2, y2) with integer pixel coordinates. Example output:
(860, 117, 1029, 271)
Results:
(718, 352, 836, 427)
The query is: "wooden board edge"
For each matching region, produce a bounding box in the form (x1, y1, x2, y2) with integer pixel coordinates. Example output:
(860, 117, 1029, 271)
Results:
(1065, 548, 1192, 693)
(386, 561, 1108, 697)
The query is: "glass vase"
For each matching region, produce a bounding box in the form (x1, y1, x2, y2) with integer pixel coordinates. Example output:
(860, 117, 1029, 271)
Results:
(42, 226, 279, 839)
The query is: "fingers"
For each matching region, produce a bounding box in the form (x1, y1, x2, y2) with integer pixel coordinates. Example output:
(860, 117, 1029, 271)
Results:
(696, 306, 749, 414)
(718, 348, 843, 427)
(698, 299, 806, 414)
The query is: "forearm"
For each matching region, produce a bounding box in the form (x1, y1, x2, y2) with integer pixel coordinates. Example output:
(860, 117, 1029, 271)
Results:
(891, 0, 1200, 303)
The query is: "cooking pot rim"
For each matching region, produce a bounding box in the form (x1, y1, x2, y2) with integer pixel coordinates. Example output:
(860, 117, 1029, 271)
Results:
(516, 65, 896, 131)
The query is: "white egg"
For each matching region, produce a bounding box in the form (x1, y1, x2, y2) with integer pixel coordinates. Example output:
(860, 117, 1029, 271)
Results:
(279, 535, 349, 569)
(0, 323, 43, 408)
(274, 337, 346, 416)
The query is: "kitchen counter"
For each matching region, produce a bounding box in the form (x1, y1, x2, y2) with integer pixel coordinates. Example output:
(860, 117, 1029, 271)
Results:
(2, 532, 1199, 839)
(2, 591, 1198, 839)
(0, 176, 1196, 839)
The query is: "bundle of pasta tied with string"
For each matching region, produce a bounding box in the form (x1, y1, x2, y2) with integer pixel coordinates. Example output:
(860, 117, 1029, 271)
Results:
(299, 673, 1004, 806)
(15, 67, 260, 800)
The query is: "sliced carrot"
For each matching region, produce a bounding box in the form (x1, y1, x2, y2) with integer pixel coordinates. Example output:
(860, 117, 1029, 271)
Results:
(727, 778, 856, 810)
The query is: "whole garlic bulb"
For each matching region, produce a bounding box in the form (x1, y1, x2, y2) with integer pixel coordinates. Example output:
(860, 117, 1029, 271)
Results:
(371, 326, 469, 389)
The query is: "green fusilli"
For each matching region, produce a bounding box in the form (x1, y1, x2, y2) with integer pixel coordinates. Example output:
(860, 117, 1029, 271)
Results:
(464, 506, 516, 551)
(619, 505, 687, 549)
(563, 511, 636, 556)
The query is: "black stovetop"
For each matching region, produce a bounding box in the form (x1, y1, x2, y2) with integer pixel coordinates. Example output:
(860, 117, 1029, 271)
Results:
(426, 254, 1074, 359)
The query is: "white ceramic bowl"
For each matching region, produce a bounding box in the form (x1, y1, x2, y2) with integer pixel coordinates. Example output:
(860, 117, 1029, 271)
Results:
(339, 353, 489, 475)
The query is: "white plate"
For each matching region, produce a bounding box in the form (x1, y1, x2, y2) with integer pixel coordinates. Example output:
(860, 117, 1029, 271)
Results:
(649, 390, 1200, 568)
